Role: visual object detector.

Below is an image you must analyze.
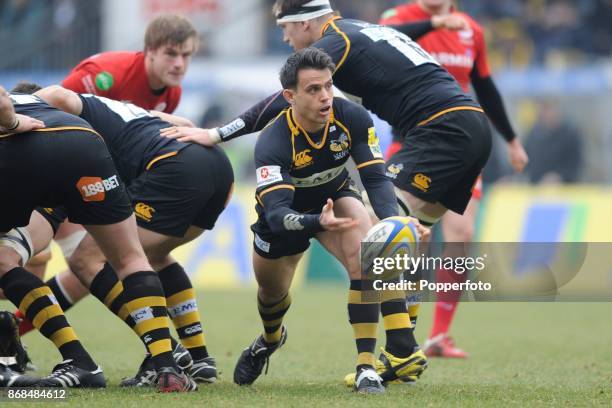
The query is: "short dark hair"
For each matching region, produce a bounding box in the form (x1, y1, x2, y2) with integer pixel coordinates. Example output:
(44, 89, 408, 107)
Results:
(279, 47, 336, 89)
(144, 14, 198, 50)
(11, 82, 42, 94)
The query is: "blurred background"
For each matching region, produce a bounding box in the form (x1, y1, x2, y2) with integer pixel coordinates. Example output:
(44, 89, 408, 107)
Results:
(2, 0, 611, 287)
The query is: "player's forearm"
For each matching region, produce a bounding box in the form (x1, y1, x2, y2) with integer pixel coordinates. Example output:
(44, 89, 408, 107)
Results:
(216, 91, 288, 142)
(470, 73, 516, 142)
(359, 164, 399, 219)
(266, 206, 323, 235)
(388, 20, 434, 41)
(0, 87, 18, 130)
(261, 188, 323, 234)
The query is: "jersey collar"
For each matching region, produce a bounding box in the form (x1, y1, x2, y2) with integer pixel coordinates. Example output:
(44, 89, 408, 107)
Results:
(321, 15, 341, 36)
(286, 107, 335, 150)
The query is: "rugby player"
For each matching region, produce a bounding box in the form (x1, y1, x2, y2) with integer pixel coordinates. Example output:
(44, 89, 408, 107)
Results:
(163, 0, 492, 385)
(15, 14, 198, 347)
(21, 84, 233, 386)
(380, 0, 529, 358)
(0, 87, 193, 391)
(215, 48, 427, 393)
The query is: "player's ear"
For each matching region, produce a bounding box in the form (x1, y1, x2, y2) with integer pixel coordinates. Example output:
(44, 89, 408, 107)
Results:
(282, 88, 296, 105)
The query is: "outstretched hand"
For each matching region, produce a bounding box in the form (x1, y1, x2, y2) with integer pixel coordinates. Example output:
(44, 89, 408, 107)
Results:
(407, 216, 431, 242)
(160, 126, 218, 145)
(319, 199, 359, 231)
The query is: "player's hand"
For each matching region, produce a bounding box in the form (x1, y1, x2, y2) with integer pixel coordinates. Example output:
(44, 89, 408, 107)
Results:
(5, 114, 45, 134)
(407, 216, 431, 242)
(150, 111, 195, 128)
(508, 138, 529, 173)
(319, 199, 359, 231)
(432, 13, 469, 31)
(160, 126, 218, 145)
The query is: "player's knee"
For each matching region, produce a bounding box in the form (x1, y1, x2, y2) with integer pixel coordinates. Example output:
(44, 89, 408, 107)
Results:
(0, 228, 34, 271)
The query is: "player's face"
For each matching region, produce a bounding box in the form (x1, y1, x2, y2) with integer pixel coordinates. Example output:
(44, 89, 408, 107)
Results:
(290, 68, 334, 129)
(146, 37, 196, 88)
(279, 22, 314, 50)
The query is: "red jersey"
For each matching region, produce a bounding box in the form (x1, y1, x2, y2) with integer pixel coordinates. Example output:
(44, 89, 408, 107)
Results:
(380, 3, 490, 92)
(62, 51, 181, 113)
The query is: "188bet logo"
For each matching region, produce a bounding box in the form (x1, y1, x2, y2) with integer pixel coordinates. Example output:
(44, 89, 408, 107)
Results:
(76, 175, 120, 202)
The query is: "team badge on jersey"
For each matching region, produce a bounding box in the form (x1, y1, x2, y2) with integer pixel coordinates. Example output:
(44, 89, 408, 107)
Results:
(411, 173, 431, 192)
(330, 132, 350, 160)
(367, 127, 383, 158)
(294, 149, 314, 169)
(386, 163, 404, 179)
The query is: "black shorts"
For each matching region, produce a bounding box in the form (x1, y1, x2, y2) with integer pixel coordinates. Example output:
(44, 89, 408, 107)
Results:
(38, 144, 234, 237)
(0, 130, 132, 232)
(130, 144, 234, 237)
(251, 177, 362, 259)
(388, 108, 492, 214)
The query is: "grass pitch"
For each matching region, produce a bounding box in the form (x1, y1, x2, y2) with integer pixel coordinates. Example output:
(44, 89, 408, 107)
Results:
(2, 285, 611, 407)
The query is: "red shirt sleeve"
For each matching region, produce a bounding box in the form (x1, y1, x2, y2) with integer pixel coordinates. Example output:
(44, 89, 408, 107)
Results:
(471, 21, 491, 78)
(62, 59, 118, 97)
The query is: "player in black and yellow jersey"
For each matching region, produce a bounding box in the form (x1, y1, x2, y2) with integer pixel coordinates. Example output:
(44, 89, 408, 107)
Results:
(0, 87, 193, 391)
(161, 0, 492, 386)
(168, 0, 491, 227)
(221, 48, 428, 393)
(16, 84, 234, 386)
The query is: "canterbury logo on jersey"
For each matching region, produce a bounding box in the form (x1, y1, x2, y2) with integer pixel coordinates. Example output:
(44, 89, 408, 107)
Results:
(292, 165, 344, 188)
(412, 173, 431, 192)
(168, 300, 197, 318)
(283, 214, 305, 231)
(294, 149, 314, 168)
(184, 324, 203, 335)
(76, 175, 120, 202)
(134, 203, 155, 222)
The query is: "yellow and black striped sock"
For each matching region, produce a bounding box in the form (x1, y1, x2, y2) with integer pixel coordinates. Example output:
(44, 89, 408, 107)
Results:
(348, 280, 379, 370)
(381, 288, 417, 358)
(0, 267, 96, 370)
(89, 263, 182, 351)
(158, 263, 208, 360)
(258, 293, 291, 344)
(120, 271, 176, 371)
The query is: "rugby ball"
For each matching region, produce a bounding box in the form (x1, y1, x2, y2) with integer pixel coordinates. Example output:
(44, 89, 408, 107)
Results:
(361, 216, 420, 278)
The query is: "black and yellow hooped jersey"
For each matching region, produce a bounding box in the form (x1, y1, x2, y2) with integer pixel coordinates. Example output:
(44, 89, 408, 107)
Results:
(254, 97, 397, 233)
(316, 17, 480, 133)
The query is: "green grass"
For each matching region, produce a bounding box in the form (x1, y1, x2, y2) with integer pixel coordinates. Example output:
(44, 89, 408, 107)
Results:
(2, 285, 611, 407)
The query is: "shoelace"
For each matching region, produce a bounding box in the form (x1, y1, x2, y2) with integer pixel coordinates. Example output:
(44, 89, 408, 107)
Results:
(250, 343, 271, 375)
(45, 364, 72, 379)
